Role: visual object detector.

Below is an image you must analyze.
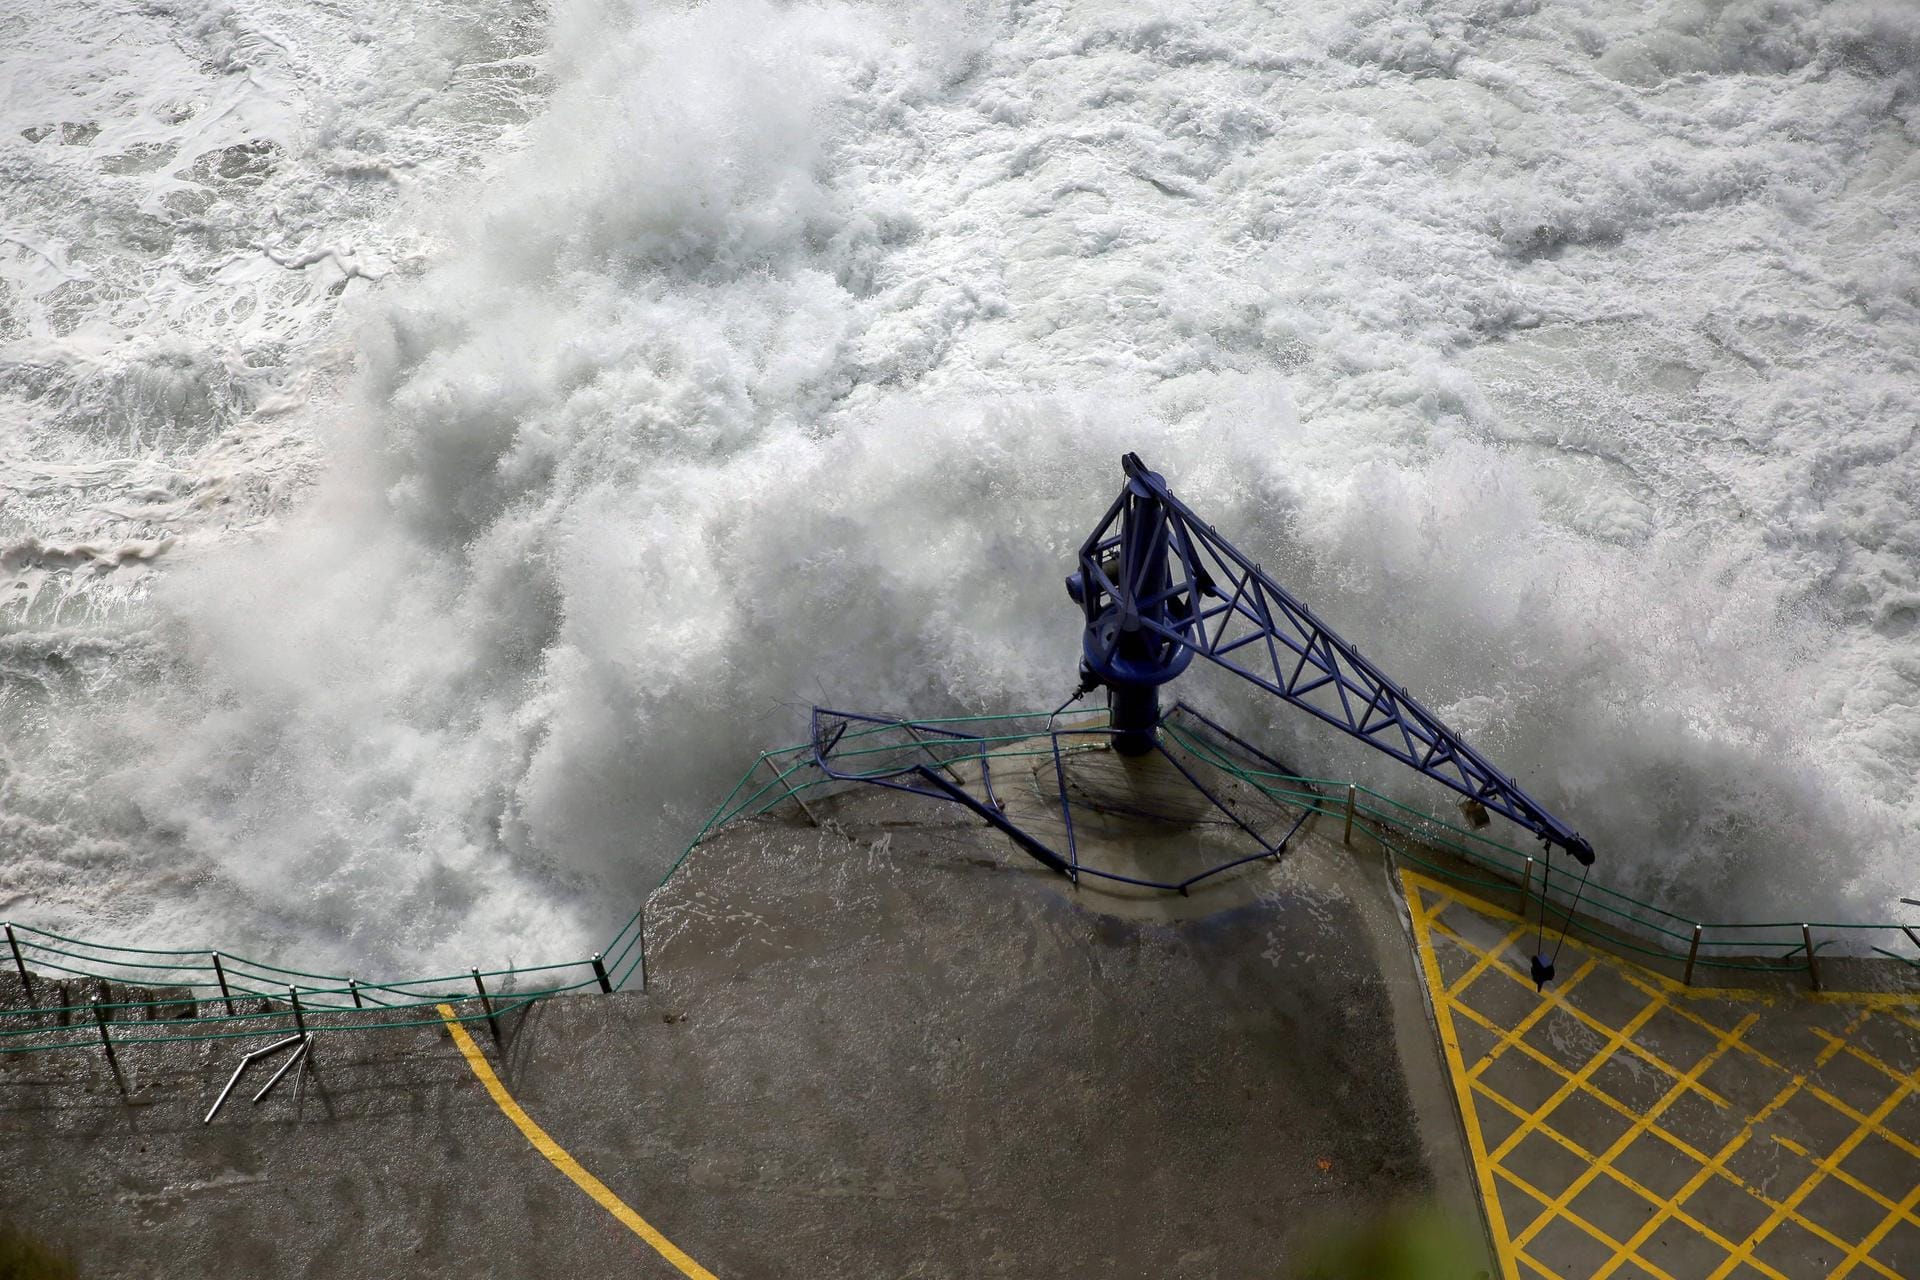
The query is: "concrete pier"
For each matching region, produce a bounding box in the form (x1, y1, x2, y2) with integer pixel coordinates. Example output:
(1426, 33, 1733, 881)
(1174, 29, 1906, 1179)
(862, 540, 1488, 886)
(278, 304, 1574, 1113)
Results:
(5, 732, 1916, 1278)
(0, 762, 1485, 1278)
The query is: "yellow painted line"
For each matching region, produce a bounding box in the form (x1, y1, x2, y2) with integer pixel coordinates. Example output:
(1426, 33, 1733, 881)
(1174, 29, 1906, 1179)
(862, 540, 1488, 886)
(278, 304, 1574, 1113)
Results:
(1774, 1132, 1920, 1233)
(1399, 869, 1920, 1280)
(1836, 1178, 1920, 1280)
(1470, 1077, 1794, 1280)
(1464, 954, 1602, 1090)
(1487, 1161, 1681, 1280)
(1706, 1022, 1910, 1280)
(1405, 876, 1523, 1280)
(1821, 1029, 1919, 1092)
(1577, 1013, 1761, 1280)
(1443, 917, 1533, 1001)
(436, 1005, 719, 1280)
(1429, 898, 1890, 1280)
(1489, 961, 1646, 1166)
(1431, 913, 1732, 1106)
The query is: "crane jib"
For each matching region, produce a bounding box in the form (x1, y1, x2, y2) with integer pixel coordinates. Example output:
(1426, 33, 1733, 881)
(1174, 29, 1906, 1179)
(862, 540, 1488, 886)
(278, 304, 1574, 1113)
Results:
(1069, 453, 1594, 868)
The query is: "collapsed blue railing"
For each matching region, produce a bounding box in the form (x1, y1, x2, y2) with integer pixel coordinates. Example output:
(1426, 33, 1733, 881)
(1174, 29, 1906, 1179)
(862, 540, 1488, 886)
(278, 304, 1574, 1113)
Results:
(803, 702, 1315, 892)
(612, 706, 1920, 997)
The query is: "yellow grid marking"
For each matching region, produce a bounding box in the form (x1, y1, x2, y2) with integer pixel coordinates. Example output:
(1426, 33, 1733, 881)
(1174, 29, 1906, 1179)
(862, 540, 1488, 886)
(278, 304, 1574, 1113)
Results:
(1490, 969, 1660, 1169)
(1537, 1011, 1758, 1270)
(1840, 1180, 1920, 1280)
(1402, 870, 1920, 1280)
(1446, 920, 1536, 1001)
(1472, 969, 1904, 1280)
(1772, 1132, 1920, 1234)
(1490, 1161, 1680, 1280)
(1469, 1076, 1794, 1280)
(1706, 1026, 1913, 1280)
(1431, 912, 1732, 1109)
(1408, 881, 1522, 1280)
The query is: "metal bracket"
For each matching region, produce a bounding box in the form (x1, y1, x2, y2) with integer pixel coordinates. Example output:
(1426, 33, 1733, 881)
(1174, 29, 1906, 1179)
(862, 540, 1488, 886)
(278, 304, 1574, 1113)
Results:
(204, 1034, 304, 1125)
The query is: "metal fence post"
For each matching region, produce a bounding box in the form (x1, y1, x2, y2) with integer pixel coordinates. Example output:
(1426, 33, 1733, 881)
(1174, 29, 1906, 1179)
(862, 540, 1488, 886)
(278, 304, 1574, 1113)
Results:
(286, 986, 308, 1039)
(472, 968, 497, 1042)
(1520, 857, 1534, 919)
(5, 924, 33, 1005)
(90, 996, 116, 1069)
(591, 952, 612, 994)
(212, 952, 235, 1016)
(760, 754, 820, 827)
(638, 903, 648, 993)
(1802, 924, 1820, 992)
(1684, 924, 1702, 987)
(1343, 784, 1357, 845)
(349, 979, 363, 1009)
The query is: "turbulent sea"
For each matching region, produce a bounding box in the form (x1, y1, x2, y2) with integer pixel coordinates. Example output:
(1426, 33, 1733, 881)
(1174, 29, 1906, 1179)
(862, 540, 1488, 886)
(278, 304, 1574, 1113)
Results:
(1, 0, 1916, 974)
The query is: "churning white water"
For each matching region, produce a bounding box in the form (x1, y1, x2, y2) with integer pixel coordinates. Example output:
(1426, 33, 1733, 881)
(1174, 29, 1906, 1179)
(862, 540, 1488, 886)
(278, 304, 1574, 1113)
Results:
(2, 0, 1916, 973)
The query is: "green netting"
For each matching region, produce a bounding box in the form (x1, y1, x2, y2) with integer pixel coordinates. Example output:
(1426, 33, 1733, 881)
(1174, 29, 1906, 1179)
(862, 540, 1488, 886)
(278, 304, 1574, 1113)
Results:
(631, 708, 1918, 987)
(7, 706, 1915, 1058)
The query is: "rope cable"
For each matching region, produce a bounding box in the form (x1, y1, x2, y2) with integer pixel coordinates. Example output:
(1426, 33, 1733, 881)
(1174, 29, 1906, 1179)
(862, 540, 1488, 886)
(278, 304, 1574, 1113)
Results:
(1533, 840, 1550, 957)
(1551, 861, 1594, 967)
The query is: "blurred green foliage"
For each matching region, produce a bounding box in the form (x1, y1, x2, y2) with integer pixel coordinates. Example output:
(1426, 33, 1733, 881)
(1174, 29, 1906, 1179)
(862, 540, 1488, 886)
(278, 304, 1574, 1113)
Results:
(0, 1224, 77, 1280)
(1291, 1204, 1487, 1280)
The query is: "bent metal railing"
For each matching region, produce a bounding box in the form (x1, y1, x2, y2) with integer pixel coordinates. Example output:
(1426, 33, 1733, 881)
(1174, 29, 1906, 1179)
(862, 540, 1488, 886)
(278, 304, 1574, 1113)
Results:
(6, 708, 1917, 1061)
(606, 707, 1920, 996)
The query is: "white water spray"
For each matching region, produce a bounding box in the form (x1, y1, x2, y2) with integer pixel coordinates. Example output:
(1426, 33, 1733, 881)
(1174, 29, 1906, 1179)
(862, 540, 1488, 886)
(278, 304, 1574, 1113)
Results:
(3, 0, 1916, 971)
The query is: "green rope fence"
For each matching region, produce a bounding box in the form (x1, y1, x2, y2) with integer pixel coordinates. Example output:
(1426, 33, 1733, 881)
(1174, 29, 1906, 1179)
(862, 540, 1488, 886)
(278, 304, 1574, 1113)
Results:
(604, 707, 1920, 996)
(7, 707, 1916, 1061)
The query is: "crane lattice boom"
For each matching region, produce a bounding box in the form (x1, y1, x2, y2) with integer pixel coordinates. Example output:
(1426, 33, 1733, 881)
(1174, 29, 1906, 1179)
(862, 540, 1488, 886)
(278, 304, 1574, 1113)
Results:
(1067, 453, 1593, 866)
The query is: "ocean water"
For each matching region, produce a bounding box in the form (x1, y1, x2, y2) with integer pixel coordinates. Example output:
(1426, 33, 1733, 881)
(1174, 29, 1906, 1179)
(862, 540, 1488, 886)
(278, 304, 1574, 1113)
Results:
(2, 0, 1916, 974)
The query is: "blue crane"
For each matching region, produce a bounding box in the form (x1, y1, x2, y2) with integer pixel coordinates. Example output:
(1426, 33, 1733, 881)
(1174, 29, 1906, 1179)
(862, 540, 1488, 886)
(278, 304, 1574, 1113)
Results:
(813, 454, 1593, 987)
(1067, 453, 1594, 868)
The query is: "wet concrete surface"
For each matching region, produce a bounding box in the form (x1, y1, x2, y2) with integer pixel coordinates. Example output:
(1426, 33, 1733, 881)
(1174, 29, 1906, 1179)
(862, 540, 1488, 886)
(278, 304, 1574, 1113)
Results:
(1, 776, 1486, 1278)
(1405, 869, 1920, 1280)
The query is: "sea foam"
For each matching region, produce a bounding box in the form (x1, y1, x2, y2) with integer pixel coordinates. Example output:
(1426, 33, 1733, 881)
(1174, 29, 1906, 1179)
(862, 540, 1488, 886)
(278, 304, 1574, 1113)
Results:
(2, 0, 1916, 971)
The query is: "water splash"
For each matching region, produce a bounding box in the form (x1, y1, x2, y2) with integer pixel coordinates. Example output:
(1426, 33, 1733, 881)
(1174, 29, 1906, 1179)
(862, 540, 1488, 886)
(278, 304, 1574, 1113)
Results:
(3, 0, 1916, 969)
